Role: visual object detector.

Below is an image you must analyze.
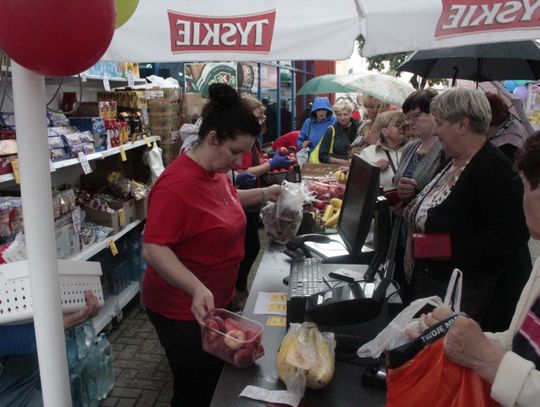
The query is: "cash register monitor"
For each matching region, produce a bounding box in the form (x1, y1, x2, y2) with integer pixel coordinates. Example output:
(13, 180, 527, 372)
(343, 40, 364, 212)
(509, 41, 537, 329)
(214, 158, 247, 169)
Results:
(336, 154, 380, 262)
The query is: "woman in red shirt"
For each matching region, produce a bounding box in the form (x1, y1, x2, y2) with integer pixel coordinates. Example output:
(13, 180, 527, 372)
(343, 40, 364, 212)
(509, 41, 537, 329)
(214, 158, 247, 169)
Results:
(142, 84, 281, 407)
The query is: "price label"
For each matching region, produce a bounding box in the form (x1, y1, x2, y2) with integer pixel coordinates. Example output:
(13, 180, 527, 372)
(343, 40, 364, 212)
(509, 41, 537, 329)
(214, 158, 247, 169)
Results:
(2, 239, 26, 263)
(118, 208, 126, 227)
(153, 140, 158, 149)
(119, 145, 127, 162)
(114, 303, 123, 322)
(77, 152, 92, 174)
(143, 134, 151, 147)
(109, 240, 118, 256)
(102, 73, 111, 91)
(11, 158, 20, 184)
(266, 316, 286, 327)
(267, 303, 286, 313)
(270, 293, 287, 302)
(71, 207, 81, 234)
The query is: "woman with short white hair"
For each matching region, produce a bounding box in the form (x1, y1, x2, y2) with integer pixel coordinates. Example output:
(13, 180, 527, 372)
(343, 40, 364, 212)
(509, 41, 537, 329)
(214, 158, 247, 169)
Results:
(317, 98, 359, 166)
(403, 87, 531, 332)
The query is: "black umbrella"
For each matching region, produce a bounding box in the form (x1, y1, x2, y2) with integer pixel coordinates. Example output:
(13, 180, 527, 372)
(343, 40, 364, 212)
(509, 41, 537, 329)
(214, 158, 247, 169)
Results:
(397, 41, 540, 84)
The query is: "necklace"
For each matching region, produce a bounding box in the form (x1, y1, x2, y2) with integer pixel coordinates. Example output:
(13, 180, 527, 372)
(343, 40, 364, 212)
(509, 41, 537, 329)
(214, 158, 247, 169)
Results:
(208, 172, 230, 206)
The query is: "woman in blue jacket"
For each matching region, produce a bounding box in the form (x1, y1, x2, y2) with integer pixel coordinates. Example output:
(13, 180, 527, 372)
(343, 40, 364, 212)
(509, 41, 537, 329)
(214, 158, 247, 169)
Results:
(296, 96, 336, 157)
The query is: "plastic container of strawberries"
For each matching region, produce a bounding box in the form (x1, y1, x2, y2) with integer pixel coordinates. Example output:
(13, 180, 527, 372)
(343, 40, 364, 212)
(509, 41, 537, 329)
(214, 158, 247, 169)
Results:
(200, 308, 264, 368)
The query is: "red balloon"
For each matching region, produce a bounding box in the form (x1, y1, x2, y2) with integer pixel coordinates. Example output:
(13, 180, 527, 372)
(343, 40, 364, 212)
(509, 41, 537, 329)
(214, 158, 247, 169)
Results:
(0, 0, 115, 77)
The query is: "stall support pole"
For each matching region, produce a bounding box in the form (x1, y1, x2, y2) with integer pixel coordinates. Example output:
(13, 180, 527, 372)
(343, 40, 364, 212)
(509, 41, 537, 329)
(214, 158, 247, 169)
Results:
(11, 62, 72, 407)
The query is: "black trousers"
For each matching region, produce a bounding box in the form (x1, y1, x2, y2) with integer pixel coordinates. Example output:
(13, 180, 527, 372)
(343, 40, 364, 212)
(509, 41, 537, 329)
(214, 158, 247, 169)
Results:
(147, 309, 224, 407)
(236, 211, 261, 291)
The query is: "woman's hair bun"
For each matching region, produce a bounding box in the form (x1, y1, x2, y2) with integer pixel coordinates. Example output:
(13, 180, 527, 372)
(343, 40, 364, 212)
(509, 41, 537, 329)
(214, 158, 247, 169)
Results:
(208, 83, 239, 106)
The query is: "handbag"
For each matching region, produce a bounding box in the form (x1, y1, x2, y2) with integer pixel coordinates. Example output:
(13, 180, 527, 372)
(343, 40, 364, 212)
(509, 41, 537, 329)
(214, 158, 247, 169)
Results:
(412, 233, 452, 259)
(358, 269, 497, 407)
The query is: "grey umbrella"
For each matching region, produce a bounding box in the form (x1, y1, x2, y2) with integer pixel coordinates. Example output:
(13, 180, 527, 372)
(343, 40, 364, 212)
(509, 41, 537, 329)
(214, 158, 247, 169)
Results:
(397, 41, 540, 84)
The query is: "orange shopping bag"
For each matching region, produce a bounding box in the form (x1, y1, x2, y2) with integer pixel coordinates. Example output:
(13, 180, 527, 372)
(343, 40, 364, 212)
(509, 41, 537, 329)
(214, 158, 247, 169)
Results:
(386, 338, 497, 407)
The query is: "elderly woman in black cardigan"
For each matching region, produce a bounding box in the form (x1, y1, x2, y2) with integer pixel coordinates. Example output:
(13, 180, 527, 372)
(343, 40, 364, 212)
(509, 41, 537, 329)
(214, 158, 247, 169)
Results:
(403, 87, 532, 332)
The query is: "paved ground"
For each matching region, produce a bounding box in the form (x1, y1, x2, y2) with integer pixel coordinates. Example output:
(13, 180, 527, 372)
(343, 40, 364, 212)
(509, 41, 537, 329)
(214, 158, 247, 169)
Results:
(98, 303, 173, 407)
(100, 237, 540, 406)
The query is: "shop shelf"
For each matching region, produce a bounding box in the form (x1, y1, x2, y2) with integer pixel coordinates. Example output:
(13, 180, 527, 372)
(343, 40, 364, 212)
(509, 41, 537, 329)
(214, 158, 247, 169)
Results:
(0, 136, 160, 184)
(92, 281, 140, 333)
(45, 74, 147, 88)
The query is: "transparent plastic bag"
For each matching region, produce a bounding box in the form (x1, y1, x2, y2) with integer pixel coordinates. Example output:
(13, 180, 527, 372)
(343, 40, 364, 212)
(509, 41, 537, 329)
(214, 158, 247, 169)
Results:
(296, 147, 309, 167)
(260, 181, 312, 244)
(276, 322, 335, 399)
(357, 269, 462, 359)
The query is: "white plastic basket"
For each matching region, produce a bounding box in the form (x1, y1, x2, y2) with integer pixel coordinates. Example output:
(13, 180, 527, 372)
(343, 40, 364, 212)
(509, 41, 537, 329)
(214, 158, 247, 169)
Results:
(0, 259, 104, 325)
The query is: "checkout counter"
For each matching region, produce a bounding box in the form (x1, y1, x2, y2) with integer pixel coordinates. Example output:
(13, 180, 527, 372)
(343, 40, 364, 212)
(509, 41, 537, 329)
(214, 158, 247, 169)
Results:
(210, 246, 392, 406)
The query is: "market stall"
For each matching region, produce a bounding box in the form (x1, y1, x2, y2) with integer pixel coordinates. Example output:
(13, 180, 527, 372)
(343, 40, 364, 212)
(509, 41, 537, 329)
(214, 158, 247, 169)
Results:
(3, 0, 540, 405)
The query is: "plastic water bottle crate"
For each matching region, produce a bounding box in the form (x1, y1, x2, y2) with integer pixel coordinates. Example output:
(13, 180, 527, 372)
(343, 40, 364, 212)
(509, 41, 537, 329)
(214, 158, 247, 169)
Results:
(0, 260, 104, 324)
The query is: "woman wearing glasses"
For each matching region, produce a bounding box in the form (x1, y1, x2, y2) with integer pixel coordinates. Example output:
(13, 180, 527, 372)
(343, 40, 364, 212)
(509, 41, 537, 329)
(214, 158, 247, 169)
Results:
(402, 87, 531, 332)
(390, 89, 449, 293)
(393, 89, 448, 206)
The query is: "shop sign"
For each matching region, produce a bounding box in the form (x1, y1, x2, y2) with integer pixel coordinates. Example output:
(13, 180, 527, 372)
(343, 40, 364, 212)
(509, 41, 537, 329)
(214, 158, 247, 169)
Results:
(168, 10, 276, 53)
(435, 0, 540, 38)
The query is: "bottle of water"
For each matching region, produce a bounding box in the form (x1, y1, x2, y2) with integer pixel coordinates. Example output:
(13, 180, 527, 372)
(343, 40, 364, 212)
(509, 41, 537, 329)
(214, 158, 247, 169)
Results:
(95, 333, 115, 399)
(69, 365, 85, 407)
(80, 354, 99, 407)
(65, 327, 79, 369)
(75, 321, 96, 360)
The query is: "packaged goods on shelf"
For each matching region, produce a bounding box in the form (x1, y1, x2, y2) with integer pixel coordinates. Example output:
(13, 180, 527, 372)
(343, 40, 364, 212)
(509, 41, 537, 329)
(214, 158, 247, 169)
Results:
(0, 196, 22, 245)
(55, 219, 81, 259)
(47, 110, 71, 127)
(69, 117, 106, 135)
(53, 187, 77, 219)
(98, 90, 147, 110)
(0, 133, 18, 175)
(84, 194, 136, 235)
(48, 126, 97, 159)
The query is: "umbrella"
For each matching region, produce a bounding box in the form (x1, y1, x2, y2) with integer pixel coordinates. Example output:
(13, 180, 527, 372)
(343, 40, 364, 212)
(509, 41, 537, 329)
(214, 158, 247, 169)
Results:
(397, 41, 540, 83)
(297, 74, 357, 95)
(358, 0, 540, 57)
(335, 73, 415, 106)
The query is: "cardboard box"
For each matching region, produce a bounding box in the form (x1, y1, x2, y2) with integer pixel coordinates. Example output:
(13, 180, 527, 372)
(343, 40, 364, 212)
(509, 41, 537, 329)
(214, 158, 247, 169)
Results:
(301, 163, 344, 178)
(123, 199, 137, 225)
(161, 141, 181, 166)
(135, 196, 148, 220)
(84, 207, 122, 234)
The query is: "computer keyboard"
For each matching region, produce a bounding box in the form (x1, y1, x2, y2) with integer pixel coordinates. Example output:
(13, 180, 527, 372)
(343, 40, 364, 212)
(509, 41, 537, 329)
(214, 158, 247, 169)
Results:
(289, 257, 325, 298)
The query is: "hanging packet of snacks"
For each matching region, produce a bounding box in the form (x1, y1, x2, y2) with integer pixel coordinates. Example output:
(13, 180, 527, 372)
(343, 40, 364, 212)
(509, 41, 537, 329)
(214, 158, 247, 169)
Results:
(261, 181, 313, 244)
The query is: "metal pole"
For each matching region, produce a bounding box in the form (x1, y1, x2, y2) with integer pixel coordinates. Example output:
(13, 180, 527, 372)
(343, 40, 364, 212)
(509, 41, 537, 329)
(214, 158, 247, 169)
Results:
(11, 62, 72, 407)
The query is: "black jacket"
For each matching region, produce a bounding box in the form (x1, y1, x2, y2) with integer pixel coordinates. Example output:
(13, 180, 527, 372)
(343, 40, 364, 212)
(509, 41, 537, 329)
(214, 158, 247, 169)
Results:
(318, 120, 359, 163)
(411, 142, 531, 331)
